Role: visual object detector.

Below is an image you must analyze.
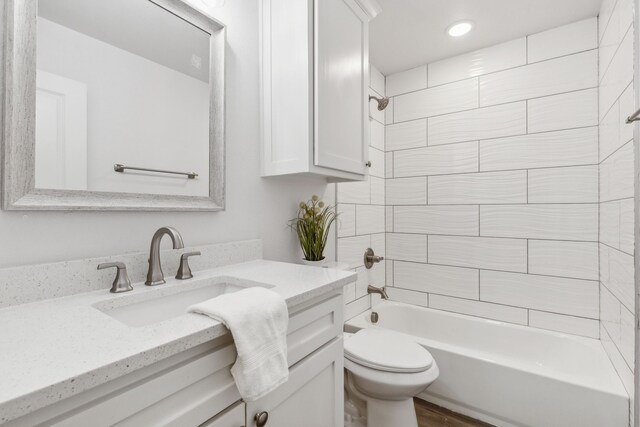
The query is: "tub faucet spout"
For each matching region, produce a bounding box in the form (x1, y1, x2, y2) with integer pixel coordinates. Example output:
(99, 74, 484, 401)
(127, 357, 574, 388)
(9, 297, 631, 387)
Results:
(367, 285, 389, 300)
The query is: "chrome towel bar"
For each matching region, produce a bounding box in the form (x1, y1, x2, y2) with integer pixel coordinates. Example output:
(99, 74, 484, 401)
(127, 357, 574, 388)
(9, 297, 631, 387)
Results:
(626, 108, 640, 124)
(114, 164, 198, 179)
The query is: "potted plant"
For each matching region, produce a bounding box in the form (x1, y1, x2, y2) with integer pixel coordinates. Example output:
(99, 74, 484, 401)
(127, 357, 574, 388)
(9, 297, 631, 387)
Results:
(291, 195, 337, 266)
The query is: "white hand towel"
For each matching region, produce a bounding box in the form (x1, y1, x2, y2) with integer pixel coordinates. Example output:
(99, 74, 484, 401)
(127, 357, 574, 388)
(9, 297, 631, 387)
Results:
(188, 287, 289, 401)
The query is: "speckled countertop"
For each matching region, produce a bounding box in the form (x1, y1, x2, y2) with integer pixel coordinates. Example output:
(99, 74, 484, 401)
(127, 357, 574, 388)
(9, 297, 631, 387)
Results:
(0, 260, 355, 424)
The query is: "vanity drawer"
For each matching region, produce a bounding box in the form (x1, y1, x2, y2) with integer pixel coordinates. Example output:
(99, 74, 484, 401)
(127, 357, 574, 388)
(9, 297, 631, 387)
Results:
(9, 336, 241, 427)
(287, 293, 343, 366)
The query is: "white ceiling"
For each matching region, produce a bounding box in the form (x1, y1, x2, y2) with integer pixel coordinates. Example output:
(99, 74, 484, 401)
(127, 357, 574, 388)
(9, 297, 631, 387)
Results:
(370, 0, 602, 76)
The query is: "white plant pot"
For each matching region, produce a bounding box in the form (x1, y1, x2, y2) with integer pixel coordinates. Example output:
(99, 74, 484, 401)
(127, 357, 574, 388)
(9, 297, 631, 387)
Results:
(301, 258, 326, 267)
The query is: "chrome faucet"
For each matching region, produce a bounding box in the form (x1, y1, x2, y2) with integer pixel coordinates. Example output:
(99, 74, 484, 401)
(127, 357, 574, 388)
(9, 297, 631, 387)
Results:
(145, 227, 185, 286)
(367, 285, 389, 300)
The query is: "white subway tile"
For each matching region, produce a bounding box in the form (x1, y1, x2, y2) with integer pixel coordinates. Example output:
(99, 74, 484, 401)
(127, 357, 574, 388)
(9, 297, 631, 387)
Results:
(395, 78, 478, 122)
(600, 141, 634, 202)
(600, 323, 634, 396)
(385, 259, 394, 286)
(394, 261, 479, 299)
(386, 177, 427, 205)
(337, 179, 370, 204)
(386, 287, 428, 307)
(385, 98, 394, 125)
(338, 235, 371, 269)
(527, 18, 597, 63)
(394, 142, 478, 177)
(356, 205, 385, 235)
(428, 171, 526, 205)
(619, 198, 634, 255)
(480, 127, 598, 171)
(386, 233, 427, 263)
(529, 311, 599, 338)
(479, 50, 597, 106)
(385, 152, 393, 179)
(368, 147, 385, 179)
(370, 176, 385, 206)
(480, 270, 599, 318)
(620, 306, 634, 368)
(604, 246, 634, 311)
(428, 38, 526, 87)
(371, 233, 386, 257)
(337, 204, 356, 237)
(370, 119, 384, 151)
(599, 0, 618, 42)
(428, 102, 526, 146)
(386, 65, 427, 97)
(480, 204, 598, 241)
(527, 165, 598, 203)
(600, 283, 621, 344)
(599, 99, 620, 162)
(528, 240, 599, 280)
(599, 30, 633, 120)
(527, 89, 598, 133)
(343, 281, 357, 304)
(618, 84, 635, 147)
(428, 235, 527, 273)
(369, 64, 385, 96)
(385, 119, 427, 151)
(345, 295, 371, 321)
(395, 205, 479, 236)
(600, 201, 620, 249)
(599, 0, 633, 81)
(429, 294, 528, 325)
(385, 206, 393, 232)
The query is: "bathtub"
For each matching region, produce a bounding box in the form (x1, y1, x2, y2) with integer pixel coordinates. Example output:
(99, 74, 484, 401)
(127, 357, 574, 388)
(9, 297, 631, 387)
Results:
(344, 301, 629, 427)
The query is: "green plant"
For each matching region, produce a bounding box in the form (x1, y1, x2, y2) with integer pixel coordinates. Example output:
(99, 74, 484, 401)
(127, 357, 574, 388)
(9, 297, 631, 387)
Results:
(290, 195, 337, 261)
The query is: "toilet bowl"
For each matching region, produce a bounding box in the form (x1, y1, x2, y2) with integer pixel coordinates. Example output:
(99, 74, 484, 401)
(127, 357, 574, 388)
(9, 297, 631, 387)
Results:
(344, 329, 439, 427)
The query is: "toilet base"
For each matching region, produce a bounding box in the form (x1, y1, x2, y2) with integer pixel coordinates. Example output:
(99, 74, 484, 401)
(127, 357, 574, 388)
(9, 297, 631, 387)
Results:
(365, 396, 418, 427)
(345, 370, 421, 427)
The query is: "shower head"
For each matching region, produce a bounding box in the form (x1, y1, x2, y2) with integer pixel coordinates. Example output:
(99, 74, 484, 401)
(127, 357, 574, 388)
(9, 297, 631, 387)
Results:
(369, 95, 390, 111)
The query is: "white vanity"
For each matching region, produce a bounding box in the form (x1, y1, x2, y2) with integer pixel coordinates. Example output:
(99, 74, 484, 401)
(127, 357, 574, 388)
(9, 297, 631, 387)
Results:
(0, 242, 355, 427)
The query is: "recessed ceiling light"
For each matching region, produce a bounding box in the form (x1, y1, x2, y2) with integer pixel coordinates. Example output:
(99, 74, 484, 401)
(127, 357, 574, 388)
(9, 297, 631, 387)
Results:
(447, 21, 474, 37)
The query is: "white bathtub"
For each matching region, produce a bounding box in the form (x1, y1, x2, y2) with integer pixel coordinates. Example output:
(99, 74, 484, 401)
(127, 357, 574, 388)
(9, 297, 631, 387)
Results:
(345, 301, 628, 427)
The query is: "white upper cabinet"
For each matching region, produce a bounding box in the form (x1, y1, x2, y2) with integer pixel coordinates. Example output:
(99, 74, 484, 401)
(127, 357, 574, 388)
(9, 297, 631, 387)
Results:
(260, 0, 381, 181)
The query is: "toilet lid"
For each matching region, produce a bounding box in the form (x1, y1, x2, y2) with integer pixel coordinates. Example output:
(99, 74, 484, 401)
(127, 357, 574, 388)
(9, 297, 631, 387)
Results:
(344, 329, 433, 373)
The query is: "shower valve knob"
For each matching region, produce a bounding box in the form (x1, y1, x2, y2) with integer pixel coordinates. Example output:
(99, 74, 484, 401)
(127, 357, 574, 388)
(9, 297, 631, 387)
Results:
(365, 161, 372, 167)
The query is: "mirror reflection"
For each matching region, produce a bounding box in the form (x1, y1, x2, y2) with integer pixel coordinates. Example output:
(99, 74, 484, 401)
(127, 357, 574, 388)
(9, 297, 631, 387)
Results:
(35, 0, 211, 197)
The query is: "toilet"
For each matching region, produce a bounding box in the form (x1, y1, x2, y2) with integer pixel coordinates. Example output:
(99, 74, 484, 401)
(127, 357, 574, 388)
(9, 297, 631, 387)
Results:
(343, 329, 439, 427)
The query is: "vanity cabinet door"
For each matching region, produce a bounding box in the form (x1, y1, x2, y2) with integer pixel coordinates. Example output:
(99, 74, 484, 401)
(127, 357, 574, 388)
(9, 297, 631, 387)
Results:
(245, 338, 344, 427)
(314, 0, 369, 175)
(200, 401, 245, 427)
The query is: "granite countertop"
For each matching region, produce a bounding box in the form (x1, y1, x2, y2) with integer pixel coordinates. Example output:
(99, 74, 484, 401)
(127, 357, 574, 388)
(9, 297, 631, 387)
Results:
(0, 260, 355, 424)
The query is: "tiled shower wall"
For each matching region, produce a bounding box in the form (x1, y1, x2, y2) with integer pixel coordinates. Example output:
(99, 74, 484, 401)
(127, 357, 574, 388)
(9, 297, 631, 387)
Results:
(383, 18, 603, 337)
(337, 66, 386, 320)
(598, 0, 635, 399)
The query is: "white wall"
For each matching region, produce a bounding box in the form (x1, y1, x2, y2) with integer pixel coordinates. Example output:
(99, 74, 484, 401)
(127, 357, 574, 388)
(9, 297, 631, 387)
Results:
(382, 18, 602, 337)
(0, 0, 333, 268)
(37, 17, 210, 197)
(598, 0, 635, 404)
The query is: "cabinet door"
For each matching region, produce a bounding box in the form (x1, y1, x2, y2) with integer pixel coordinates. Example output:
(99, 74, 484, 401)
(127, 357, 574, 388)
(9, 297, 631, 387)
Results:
(246, 338, 344, 427)
(314, 0, 369, 175)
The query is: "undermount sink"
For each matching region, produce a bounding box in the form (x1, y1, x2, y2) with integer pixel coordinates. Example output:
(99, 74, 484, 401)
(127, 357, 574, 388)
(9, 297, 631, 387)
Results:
(94, 276, 271, 327)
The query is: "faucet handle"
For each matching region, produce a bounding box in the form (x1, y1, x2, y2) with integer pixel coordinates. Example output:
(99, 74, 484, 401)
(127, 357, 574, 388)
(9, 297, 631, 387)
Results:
(97, 262, 133, 293)
(364, 248, 384, 269)
(176, 251, 201, 280)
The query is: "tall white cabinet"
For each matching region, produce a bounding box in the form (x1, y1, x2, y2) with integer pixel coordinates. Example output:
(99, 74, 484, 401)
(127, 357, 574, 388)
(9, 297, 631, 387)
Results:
(260, 0, 381, 181)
